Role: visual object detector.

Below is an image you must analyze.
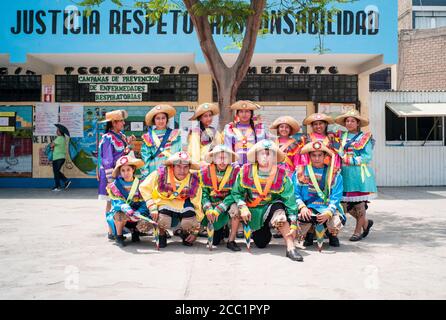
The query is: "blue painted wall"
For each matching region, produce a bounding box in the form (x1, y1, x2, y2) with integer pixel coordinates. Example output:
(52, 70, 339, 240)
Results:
(1, 0, 398, 64)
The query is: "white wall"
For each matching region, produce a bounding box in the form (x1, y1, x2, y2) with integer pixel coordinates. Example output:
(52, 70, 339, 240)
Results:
(369, 91, 446, 186)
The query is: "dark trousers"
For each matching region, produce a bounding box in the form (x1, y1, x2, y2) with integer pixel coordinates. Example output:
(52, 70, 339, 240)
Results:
(52, 159, 67, 188)
(252, 202, 286, 249)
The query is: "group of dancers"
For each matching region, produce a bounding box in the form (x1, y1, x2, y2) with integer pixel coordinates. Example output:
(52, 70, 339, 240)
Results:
(97, 100, 377, 262)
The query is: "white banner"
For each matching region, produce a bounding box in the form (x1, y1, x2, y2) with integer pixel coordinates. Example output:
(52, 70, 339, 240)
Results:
(95, 93, 143, 102)
(89, 84, 148, 93)
(78, 75, 160, 84)
(34, 103, 59, 136)
(59, 104, 84, 138)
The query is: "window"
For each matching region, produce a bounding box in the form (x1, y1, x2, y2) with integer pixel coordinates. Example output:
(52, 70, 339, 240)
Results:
(414, 10, 446, 29)
(370, 68, 392, 91)
(56, 75, 198, 102)
(385, 107, 444, 145)
(0, 76, 41, 102)
(212, 74, 358, 103)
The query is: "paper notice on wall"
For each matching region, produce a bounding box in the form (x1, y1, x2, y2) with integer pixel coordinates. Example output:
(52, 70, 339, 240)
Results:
(130, 121, 144, 132)
(179, 112, 194, 146)
(258, 105, 307, 135)
(0, 117, 9, 126)
(59, 104, 84, 137)
(318, 103, 356, 132)
(318, 103, 355, 115)
(34, 103, 59, 136)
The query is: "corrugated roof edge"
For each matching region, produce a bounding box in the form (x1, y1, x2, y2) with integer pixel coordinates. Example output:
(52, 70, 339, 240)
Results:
(371, 90, 446, 93)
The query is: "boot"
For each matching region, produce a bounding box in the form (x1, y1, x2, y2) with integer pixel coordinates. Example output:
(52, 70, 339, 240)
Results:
(115, 235, 126, 248)
(226, 241, 241, 252)
(286, 247, 304, 262)
(159, 234, 167, 248)
(328, 234, 340, 247)
(304, 232, 314, 247)
(131, 231, 141, 243)
(212, 229, 225, 246)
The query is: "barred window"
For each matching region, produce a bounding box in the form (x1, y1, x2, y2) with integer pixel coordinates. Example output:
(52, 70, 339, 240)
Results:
(213, 74, 358, 103)
(0, 75, 41, 102)
(370, 68, 392, 91)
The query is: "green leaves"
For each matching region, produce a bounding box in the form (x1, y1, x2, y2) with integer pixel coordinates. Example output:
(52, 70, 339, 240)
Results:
(74, 0, 358, 52)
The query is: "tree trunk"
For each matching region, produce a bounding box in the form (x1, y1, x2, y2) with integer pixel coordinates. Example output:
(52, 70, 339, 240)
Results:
(216, 73, 237, 132)
(184, 0, 266, 131)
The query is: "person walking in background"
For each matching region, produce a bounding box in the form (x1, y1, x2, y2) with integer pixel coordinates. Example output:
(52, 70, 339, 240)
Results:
(50, 124, 71, 191)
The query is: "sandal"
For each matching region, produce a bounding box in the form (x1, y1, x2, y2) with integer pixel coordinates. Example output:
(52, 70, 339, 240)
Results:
(349, 234, 363, 242)
(361, 220, 374, 238)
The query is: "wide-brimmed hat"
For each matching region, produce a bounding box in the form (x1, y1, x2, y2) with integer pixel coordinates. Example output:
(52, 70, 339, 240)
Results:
(189, 103, 219, 121)
(270, 116, 301, 135)
(99, 110, 128, 123)
(300, 141, 333, 155)
(230, 100, 261, 111)
(145, 104, 176, 125)
(112, 155, 144, 178)
(247, 139, 285, 163)
(303, 113, 334, 126)
(204, 145, 239, 164)
(164, 151, 200, 170)
(335, 109, 369, 127)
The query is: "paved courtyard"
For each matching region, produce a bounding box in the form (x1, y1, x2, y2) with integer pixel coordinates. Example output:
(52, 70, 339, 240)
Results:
(0, 187, 445, 299)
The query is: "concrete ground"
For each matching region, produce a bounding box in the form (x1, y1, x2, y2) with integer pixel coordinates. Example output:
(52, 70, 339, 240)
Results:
(0, 187, 445, 300)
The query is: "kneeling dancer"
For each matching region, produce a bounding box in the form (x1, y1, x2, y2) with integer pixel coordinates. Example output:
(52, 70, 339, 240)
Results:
(231, 140, 303, 262)
(199, 145, 242, 251)
(107, 155, 155, 248)
(292, 141, 346, 251)
(139, 151, 203, 248)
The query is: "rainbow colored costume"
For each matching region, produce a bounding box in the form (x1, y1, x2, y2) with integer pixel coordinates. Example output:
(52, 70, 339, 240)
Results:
(224, 121, 269, 165)
(140, 128, 181, 178)
(97, 131, 129, 199)
(199, 163, 240, 231)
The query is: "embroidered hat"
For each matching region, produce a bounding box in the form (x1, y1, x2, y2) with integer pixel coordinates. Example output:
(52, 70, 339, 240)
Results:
(99, 110, 128, 123)
(247, 139, 286, 163)
(112, 155, 144, 178)
(164, 151, 200, 170)
(303, 113, 335, 126)
(300, 141, 333, 155)
(204, 144, 239, 164)
(270, 116, 301, 135)
(230, 100, 261, 111)
(145, 104, 176, 125)
(189, 103, 219, 121)
(335, 109, 369, 127)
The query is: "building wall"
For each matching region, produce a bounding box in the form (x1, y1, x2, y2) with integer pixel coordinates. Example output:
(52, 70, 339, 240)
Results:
(399, 0, 413, 31)
(369, 91, 446, 187)
(398, 26, 446, 90)
(0, 72, 320, 183)
(397, 0, 446, 90)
